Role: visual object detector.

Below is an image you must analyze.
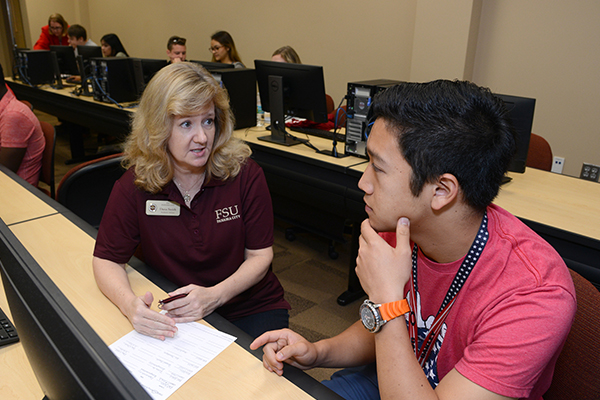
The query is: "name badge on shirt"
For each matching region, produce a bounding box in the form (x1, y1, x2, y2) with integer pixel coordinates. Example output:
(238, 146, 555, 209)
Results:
(146, 200, 180, 216)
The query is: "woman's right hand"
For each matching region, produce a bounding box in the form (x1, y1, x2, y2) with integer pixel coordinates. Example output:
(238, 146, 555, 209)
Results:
(124, 291, 177, 340)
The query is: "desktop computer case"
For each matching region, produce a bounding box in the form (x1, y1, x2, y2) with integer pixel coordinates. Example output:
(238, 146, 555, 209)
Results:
(89, 57, 138, 104)
(345, 79, 402, 158)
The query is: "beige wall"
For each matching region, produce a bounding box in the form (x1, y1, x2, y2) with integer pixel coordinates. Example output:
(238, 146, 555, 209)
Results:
(12, 0, 600, 178)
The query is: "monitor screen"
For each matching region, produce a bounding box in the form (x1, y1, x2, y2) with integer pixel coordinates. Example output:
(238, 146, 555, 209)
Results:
(190, 60, 235, 72)
(0, 220, 152, 400)
(495, 93, 536, 173)
(77, 45, 103, 61)
(49, 45, 79, 75)
(254, 60, 329, 146)
(139, 58, 169, 83)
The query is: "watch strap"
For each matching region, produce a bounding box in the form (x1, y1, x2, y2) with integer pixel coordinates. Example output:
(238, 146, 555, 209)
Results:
(379, 299, 410, 322)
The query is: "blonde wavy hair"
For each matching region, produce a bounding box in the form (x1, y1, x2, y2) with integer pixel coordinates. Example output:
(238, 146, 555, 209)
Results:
(123, 62, 250, 193)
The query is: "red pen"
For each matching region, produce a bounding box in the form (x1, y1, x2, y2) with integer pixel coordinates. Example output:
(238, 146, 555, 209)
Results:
(158, 293, 187, 308)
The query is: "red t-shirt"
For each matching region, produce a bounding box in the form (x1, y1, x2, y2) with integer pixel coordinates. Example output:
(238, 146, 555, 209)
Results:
(33, 25, 69, 50)
(94, 159, 290, 321)
(381, 204, 576, 399)
(0, 90, 45, 185)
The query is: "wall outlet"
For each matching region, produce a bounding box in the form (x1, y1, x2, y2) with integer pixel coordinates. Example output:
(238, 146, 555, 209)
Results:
(551, 157, 565, 174)
(580, 163, 600, 182)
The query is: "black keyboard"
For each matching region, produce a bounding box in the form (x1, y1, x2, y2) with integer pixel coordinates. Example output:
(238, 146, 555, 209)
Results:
(288, 126, 346, 143)
(0, 306, 19, 347)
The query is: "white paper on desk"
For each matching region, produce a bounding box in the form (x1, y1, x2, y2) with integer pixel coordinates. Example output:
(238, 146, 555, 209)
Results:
(110, 322, 236, 400)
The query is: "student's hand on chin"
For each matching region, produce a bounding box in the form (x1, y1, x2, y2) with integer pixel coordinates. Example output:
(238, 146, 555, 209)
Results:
(356, 217, 412, 303)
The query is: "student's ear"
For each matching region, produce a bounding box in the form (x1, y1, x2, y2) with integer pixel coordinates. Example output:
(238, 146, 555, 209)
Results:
(431, 173, 459, 211)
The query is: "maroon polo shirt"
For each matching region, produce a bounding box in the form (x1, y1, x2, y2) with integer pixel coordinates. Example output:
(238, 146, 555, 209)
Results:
(94, 159, 289, 320)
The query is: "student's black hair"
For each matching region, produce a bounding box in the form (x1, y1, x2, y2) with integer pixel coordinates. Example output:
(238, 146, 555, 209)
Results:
(371, 80, 516, 213)
(101, 33, 129, 57)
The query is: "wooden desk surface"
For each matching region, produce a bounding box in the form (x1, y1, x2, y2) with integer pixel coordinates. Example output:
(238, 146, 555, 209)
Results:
(0, 167, 57, 225)
(350, 163, 600, 242)
(234, 127, 368, 170)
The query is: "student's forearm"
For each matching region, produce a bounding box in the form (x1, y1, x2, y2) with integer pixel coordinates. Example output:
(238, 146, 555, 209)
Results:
(313, 321, 377, 368)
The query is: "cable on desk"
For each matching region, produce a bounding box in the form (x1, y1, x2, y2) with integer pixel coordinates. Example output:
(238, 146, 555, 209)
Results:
(91, 76, 124, 109)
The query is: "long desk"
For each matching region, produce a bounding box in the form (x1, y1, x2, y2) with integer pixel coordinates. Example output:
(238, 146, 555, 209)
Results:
(0, 166, 341, 400)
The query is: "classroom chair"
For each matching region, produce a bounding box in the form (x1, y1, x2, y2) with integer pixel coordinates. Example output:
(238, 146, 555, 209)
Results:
(526, 133, 553, 171)
(543, 267, 600, 400)
(37, 120, 57, 199)
(56, 153, 125, 229)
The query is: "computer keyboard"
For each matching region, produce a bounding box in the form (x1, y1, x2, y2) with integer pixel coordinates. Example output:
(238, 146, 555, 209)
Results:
(288, 126, 346, 143)
(0, 306, 19, 347)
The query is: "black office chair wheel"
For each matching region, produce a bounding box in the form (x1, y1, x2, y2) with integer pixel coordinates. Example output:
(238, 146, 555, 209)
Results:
(285, 228, 296, 242)
(328, 243, 339, 260)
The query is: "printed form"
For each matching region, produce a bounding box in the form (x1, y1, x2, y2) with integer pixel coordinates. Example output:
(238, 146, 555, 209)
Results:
(110, 322, 236, 400)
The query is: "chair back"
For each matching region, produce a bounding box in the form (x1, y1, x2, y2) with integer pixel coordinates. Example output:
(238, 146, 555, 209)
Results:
(526, 133, 553, 171)
(37, 120, 57, 198)
(544, 268, 600, 399)
(56, 153, 126, 229)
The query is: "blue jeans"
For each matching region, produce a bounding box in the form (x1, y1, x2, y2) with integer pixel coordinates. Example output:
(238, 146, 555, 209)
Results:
(322, 363, 380, 400)
(231, 308, 289, 338)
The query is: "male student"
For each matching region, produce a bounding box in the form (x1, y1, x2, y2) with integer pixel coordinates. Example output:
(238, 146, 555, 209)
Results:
(0, 64, 45, 186)
(67, 24, 98, 56)
(166, 36, 187, 63)
(251, 80, 577, 400)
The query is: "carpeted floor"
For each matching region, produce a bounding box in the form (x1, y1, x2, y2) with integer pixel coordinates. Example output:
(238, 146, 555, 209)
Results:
(42, 111, 366, 382)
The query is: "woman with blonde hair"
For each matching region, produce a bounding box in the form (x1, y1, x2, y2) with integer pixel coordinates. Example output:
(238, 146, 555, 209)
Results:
(93, 62, 289, 339)
(271, 46, 302, 64)
(33, 13, 69, 50)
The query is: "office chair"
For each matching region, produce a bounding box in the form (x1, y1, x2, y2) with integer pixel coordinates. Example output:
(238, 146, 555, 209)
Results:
(37, 120, 57, 198)
(543, 267, 600, 400)
(56, 153, 125, 229)
(526, 133, 553, 171)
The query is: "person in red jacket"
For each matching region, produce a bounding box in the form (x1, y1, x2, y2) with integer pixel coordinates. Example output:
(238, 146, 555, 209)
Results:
(33, 13, 69, 50)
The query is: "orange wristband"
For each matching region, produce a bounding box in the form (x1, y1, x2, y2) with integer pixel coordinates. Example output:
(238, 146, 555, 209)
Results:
(379, 299, 411, 322)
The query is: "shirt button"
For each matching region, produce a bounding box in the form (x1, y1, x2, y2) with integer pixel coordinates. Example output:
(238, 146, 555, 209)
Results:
(194, 229, 199, 235)
(192, 215, 197, 220)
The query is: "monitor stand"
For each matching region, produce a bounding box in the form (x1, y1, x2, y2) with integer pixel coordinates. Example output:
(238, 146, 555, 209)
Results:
(257, 75, 301, 146)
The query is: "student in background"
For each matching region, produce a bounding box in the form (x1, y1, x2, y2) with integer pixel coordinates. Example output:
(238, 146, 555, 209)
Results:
(209, 31, 244, 68)
(100, 33, 129, 57)
(67, 24, 98, 56)
(251, 80, 576, 400)
(0, 64, 44, 186)
(33, 13, 69, 50)
(166, 36, 187, 63)
(271, 46, 302, 64)
(93, 62, 290, 340)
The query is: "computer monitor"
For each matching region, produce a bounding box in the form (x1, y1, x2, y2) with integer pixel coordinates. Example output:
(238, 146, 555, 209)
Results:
(77, 45, 103, 61)
(494, 93, 536, 173)
(0, 220, 152, 399)
(190, 60, 235, 72)
(254, 60, 329, 146)
(49, 45, 79, 76)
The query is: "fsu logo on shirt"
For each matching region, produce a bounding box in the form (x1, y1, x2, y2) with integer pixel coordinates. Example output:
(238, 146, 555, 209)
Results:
(215, 205, 241, 223)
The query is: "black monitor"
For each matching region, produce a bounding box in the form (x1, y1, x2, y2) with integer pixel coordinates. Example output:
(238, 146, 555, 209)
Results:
(191, 60, 235, 72)
(50, 45, 79, 76)
(77, 45, 103, 61)
(254, 60, 329, 146)
(0, 220, 152, 399)
(139, 58, 169, 84)
(495, 93, 536, 173)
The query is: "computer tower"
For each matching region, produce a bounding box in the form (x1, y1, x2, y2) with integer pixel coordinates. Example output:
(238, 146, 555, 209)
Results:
(16, 50, 55, 85)
(211, 68, 257, 129)
(345, 79, 402, 157)
(89, 57, 138, 103)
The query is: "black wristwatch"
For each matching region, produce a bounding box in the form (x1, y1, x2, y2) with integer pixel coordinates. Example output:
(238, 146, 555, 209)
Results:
(360, 299, 411, 333)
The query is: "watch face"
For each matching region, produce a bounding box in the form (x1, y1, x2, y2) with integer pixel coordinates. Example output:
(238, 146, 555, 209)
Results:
(360, 303, 376, 331)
